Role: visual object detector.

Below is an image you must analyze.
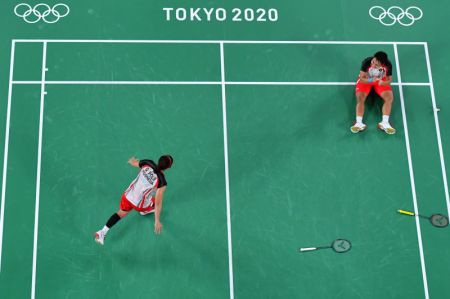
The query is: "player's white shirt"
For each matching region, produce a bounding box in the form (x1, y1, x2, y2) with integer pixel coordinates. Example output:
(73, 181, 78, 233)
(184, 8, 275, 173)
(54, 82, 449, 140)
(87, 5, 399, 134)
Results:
(124, 166, 159, 209)
(367, 65, 387, 80)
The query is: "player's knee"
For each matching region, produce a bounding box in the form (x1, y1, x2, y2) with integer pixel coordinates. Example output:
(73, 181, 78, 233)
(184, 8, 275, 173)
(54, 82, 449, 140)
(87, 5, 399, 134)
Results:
(117, 210, 128, 218)
(384, 95, 393, 103)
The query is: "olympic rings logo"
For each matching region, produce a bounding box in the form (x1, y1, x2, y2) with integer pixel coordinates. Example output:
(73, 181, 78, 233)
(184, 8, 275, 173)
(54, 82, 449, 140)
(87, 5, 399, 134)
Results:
(14, 3, 70, 24)
(369, 6, 423, 26)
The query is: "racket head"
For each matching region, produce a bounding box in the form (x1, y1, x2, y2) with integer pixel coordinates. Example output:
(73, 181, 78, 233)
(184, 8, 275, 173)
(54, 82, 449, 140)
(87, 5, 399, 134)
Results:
(331, 239, 352, 253)
(430, 214, 449, 228)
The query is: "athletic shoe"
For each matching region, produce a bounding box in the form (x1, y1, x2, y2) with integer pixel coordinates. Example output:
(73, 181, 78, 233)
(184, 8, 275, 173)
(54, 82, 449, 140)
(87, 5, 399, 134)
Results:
(350, 122, 367, 133)
(378, 122, 396, 135)
(94, 230, 105, 245)
(140, 209, 155, 216)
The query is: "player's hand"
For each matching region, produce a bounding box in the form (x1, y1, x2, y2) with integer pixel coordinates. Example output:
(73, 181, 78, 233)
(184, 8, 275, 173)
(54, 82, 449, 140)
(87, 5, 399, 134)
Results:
(378, 80, 389, 86)
(154, 221, 163, 234)
(128, 156, 139, 167)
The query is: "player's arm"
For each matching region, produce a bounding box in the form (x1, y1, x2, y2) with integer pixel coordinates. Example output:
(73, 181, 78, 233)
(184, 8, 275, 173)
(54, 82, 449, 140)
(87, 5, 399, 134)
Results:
(359, 71, 372, 84)
(359, 57, 373, 84)
(379, 62, 393, 86)
(128, 156, 140, 167)
(154, 186, 166, 234)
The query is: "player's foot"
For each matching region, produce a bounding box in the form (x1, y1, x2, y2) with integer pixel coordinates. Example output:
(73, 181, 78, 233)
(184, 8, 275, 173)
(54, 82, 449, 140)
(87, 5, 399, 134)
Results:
(350, 122, 367, 133)
(378, 122, 396, 135)
(140, 209, 155, 216)
(94, 230, 105, 245)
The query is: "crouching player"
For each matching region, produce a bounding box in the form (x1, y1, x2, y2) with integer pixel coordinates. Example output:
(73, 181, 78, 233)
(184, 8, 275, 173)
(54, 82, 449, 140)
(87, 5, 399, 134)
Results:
(94, 155, 173, 245)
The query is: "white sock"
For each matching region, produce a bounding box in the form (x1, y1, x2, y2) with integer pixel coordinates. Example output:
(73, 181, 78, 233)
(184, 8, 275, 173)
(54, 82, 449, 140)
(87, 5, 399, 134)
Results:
(101, 226, 109, 235)
(356, 116, 363, 124)
(382, 115, 389, 123)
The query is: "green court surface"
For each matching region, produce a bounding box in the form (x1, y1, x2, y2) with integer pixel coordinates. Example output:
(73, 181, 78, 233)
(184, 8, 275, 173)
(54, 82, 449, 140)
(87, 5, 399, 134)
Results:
(0, 1, 450, 299)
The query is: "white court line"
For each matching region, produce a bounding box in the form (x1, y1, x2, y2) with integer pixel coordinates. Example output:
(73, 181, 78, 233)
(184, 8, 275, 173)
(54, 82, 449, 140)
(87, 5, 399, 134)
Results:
(398, 82, 431, 86)
(226, 82, 430, 86)
(0, 41, 16, 272)
(12, 39, 427, 45)
(394, 43, 429, 299)
(31, 42, 47, 299)
(220, 42, 235, 299)
(11, 80, 430, 86)
(12, 81, 221, 85)
(424, 43, 450, 217)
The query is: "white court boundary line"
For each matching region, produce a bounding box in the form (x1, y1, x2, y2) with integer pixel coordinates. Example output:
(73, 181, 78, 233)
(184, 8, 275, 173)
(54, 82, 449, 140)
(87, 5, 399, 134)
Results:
(12, 39, 427, 45)
(11, 81, 431, 86)
(31, 42, 47, 299)
(220, 42, 235, 299)
(424, 43, 450, 218)
(0, 39, 446, 299)
(0, 41, 15, 272)
(394, 44, 429, 299)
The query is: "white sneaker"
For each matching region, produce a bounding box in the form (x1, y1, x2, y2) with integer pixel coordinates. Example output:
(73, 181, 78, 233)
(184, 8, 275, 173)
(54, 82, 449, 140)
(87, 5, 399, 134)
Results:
(139, 209, 155, 216)
(94, 230, 105, 245)
(378, 122, 396, 135)
(350, 122, 367, 133)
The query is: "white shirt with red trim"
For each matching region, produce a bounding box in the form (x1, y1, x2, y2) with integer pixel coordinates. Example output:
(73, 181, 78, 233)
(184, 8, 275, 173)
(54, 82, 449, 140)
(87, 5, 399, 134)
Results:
(366, 64, 389, 81)
(124, 166, 159, 209)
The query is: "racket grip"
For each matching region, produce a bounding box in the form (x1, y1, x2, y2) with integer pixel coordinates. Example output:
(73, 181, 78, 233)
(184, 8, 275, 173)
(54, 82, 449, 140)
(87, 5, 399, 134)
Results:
(398, 209, 415, 216)
(299, 247, 316, 252)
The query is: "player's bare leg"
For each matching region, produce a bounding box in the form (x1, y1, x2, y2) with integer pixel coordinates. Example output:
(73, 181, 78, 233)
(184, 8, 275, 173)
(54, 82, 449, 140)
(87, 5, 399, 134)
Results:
(378, 90, 396, 135)
(351, 92, 368, 133)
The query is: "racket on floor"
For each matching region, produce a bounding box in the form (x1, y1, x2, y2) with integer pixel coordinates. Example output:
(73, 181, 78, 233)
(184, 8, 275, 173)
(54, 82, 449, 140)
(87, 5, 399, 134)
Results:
(299, 239, 352, 253)
(397, 209, 449, 228)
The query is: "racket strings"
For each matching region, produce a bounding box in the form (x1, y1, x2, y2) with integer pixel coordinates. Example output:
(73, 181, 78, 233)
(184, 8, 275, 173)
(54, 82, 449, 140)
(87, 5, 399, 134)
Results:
(430, 214, 449, 227)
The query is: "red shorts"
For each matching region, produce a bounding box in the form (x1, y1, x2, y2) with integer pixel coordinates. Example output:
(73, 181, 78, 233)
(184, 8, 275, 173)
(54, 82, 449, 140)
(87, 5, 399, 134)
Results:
(355, 79, 392, 96)
(119, 193, 155, 213)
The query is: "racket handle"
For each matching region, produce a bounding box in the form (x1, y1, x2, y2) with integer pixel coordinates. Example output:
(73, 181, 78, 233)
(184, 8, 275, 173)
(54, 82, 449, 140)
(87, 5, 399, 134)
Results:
(398, 209, 415, 216)
(299, 247, 317, 252)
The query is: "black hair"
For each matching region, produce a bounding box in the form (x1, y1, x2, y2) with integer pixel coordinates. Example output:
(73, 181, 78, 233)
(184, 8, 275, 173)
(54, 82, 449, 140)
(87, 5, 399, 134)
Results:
(374, 51, 388, 65)
(158, 155, 173, 170)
